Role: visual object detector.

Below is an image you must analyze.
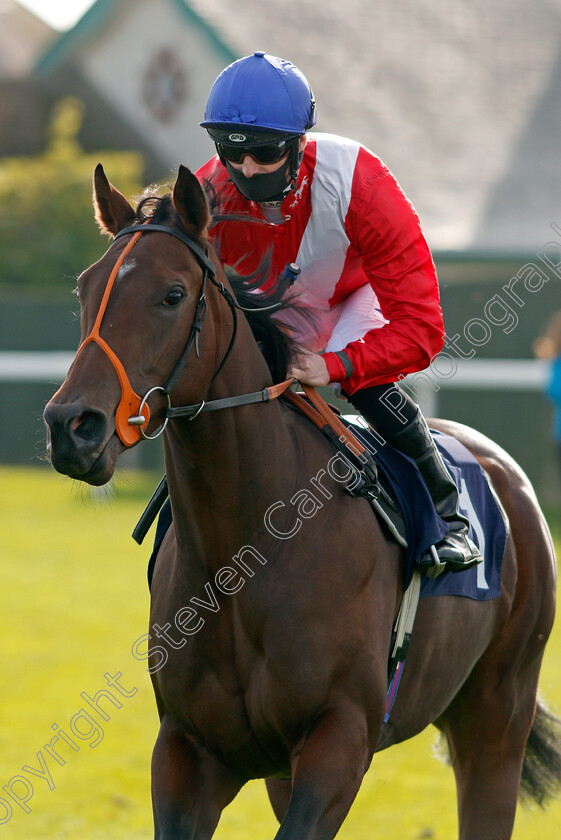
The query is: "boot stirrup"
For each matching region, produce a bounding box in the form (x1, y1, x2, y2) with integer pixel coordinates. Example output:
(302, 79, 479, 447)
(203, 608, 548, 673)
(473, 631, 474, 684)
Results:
(424, 544, 446, 578)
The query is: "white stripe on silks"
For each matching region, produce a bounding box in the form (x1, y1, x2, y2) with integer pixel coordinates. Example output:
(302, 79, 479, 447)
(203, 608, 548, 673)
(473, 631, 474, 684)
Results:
(295, 133, 359, 301)
(286, 134, 361, 351)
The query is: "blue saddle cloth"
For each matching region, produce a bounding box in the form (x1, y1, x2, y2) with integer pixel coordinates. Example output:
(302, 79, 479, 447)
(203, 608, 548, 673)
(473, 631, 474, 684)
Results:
(343, 418, 507, 601)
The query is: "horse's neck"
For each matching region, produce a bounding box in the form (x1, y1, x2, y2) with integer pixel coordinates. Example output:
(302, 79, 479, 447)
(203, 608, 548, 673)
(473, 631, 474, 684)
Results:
(163, 333, 298, 567)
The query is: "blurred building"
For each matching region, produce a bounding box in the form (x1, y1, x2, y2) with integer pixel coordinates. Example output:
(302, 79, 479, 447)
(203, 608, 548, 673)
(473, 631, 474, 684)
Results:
(0, 0, 53, 76)
(0, 0, 236, 175)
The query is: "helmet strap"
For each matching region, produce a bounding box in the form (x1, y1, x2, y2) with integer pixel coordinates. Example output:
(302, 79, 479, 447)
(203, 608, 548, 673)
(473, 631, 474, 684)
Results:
(289, 142, 305, 191)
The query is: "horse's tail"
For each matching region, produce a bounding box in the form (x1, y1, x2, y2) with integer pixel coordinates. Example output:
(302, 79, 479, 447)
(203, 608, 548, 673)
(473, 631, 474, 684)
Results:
(519, 699, 561, 806)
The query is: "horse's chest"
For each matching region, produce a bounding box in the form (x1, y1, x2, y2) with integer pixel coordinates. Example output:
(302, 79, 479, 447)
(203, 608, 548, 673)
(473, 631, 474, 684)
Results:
(153, 630, 291, 774)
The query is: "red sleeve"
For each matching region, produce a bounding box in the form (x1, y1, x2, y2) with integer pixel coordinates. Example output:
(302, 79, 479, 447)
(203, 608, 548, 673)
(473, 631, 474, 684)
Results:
(323, 150, 444, 393)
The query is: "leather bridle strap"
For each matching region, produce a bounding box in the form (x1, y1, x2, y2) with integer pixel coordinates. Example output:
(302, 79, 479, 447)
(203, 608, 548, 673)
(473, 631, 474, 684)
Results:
(300, 383, 369, 458)
(82, 220, 294, 446)
(283, 385, 375, 469)
(115, 223, 218, 399)
(114, 224, 216, 276)
(111, 223, 293, 435)
(166, 378, 294, 420)
(115, 223, 240, 400)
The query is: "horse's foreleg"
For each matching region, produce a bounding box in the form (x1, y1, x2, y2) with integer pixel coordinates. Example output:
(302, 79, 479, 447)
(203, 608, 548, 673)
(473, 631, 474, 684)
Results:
(151, 714, 242, 840)
(272, 704, 374, 840)
(266, 778, 292, 823)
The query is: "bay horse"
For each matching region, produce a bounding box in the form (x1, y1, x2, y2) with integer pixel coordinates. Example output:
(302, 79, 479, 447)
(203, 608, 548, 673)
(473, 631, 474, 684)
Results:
(44, 164, 561, 839)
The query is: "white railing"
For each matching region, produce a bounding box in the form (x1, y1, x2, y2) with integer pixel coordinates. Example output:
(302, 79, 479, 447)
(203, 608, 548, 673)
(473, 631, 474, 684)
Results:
(0, 352, 75, 381)
(402, 358, 549, 415)
(0, 353, 551, 417)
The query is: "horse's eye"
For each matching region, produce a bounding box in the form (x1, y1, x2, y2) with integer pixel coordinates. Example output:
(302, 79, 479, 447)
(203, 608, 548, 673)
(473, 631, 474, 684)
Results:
(163, 288, 184, 307)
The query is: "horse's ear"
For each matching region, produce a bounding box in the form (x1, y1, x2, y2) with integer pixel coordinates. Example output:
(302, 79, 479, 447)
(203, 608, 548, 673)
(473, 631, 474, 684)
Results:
(172, 165, 210, 236)
(93, 163, 136, 237)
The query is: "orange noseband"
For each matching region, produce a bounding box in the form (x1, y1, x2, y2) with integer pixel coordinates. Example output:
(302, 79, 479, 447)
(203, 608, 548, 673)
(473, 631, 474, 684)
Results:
(74, 231, 150, 446)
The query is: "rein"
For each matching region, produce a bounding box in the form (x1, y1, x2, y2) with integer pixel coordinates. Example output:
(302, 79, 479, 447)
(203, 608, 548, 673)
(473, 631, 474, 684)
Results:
(82, 221, 292, 445)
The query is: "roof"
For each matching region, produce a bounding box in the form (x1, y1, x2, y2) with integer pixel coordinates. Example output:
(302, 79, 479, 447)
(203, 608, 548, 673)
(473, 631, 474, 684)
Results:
(0, 0, 55, 77)
(23, 0, 238, 179)
(35, 0, 236, 74)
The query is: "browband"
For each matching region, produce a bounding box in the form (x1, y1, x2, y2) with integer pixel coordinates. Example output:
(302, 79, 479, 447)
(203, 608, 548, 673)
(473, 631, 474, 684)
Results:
(114, 224, 216, 276)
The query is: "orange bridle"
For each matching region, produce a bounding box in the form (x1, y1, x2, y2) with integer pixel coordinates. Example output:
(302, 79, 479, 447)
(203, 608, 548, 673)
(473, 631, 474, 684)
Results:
(74, 230, 151, 446)
(72, 221, 295, 447)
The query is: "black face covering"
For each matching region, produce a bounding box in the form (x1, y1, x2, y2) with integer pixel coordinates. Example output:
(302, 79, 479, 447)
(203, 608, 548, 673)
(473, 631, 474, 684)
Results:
(225, 157, 293, 203)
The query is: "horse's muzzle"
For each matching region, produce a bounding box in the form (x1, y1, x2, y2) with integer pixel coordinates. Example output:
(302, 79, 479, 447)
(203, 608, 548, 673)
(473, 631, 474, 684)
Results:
(43, 400, 110, 481)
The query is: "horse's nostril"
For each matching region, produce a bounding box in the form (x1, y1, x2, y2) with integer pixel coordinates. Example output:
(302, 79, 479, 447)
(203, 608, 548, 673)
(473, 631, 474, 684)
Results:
(71, 410, 106, 445)
(72, 414, 84, 432)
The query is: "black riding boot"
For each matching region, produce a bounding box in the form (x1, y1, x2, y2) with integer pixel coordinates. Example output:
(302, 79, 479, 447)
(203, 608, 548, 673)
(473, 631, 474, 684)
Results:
(348, 384, 482, 574)
(389, 408, 482, 572)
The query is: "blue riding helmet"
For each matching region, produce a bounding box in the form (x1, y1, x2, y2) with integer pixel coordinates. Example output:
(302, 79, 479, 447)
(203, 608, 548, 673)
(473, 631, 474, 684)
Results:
(200, 51, 316, 135)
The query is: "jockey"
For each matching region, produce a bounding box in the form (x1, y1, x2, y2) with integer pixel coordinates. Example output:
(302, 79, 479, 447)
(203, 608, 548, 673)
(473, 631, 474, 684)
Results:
(197, 51, 481, 573)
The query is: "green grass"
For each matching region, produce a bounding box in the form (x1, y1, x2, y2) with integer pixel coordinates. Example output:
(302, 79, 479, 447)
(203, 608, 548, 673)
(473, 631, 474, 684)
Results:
(1, 466, 560, 839)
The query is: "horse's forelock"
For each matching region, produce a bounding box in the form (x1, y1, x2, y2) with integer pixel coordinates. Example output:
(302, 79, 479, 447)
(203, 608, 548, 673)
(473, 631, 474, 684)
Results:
(135, 192, 208, 242)
(136, 192, 175, 226)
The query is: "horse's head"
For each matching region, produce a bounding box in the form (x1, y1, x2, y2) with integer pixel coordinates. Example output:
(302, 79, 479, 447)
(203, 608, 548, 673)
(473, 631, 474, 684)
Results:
(44, 164, 231, 485)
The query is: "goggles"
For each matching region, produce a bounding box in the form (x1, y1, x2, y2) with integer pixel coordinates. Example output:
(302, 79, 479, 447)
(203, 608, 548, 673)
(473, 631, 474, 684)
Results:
(209, 130, 299, 165)
(216, 142, 291, 165)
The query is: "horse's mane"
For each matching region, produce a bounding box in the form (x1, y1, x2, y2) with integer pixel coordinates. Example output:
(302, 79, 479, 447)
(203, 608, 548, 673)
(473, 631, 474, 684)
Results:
(135, 190, 314, 384)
